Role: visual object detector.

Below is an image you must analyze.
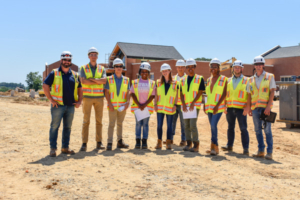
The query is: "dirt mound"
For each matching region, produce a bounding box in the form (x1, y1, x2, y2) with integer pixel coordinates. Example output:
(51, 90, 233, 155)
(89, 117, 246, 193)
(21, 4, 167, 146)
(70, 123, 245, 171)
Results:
(12, 96, 50, 106)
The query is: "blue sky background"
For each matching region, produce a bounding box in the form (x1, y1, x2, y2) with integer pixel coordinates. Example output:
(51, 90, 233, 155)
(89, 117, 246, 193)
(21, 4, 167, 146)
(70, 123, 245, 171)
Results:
(1, 0, 299, 85)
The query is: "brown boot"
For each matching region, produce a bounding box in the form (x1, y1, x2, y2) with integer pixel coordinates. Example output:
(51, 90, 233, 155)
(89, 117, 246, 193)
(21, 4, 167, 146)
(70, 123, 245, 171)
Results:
(215, 144, 219, 155)
(166, 139, 172, 150)
(155, 139, 162, 149)
(183, 140, 192, 151)
(252, 151, 265, 158)
(61, 148, 75, 155)
(163, 140, 173, 145)
(206, 143, 214, 154)
(50, 149, 56, 157)
(190, 141, 199, 152)
(179, 140, 187, 146)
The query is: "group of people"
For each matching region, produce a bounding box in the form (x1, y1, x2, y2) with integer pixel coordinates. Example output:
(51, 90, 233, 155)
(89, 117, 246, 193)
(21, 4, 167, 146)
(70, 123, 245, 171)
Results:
(43, 47, 276, 160)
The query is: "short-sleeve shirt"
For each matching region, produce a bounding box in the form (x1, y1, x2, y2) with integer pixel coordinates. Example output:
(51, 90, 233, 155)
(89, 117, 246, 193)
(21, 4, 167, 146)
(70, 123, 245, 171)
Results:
(180, 75, 205, 92)
(43, 66, 82, 106)
(104, 74, 130, 96)
(230, 74, 244, 90)
(80, 63, 107, 99)
(246, 71, 276, 93)
(130, 79, 156, 104)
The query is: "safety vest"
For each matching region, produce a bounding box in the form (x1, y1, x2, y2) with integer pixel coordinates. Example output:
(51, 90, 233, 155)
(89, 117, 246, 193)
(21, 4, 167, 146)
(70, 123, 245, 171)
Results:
(249, 72, 274, 110)
(130, 79, 155, 114)
(180, 74, 203, 109)
(156, 80, 177, 115)
(81, 64, 105, 97)
(226, 76, 248, 109)
(50, 69, 79, 105)
(205, 75, 227, 113)
(107, 75, 129, 110)
(173, 74, 187, 105)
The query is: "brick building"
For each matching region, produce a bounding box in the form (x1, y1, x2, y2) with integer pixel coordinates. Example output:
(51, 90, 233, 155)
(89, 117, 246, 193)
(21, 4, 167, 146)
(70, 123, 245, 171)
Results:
(262, 45, 300, 81)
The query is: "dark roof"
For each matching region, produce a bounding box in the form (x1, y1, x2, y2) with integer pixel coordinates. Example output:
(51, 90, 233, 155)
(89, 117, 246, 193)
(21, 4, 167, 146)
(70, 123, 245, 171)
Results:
(262, 45, 300, 59)
(117, 42, 184, 60)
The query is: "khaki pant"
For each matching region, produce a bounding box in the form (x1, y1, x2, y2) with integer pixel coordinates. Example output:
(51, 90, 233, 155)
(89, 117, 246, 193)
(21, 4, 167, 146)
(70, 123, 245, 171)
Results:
(107, 109, 127, 143)
(81, 98, 104, 143)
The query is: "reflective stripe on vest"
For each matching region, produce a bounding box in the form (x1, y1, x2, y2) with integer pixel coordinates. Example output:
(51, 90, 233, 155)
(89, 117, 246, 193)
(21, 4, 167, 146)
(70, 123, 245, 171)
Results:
(156, 79, 177, 114)
(81, 64, 105, 97)
(181, 74, 203, 109)
(205, 75, 227, 113)
(226, 76, 248, 109)
(107, 75, 129, 110)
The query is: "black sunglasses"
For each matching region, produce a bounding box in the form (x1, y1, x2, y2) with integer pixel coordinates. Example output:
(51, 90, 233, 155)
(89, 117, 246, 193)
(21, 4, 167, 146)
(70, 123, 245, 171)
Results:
(114, 65, 123, 68)
(63, 59, 71, 62)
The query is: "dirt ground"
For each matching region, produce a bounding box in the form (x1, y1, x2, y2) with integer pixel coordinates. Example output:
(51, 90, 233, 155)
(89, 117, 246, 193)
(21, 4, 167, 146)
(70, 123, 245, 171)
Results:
(0, 97, 300, 200)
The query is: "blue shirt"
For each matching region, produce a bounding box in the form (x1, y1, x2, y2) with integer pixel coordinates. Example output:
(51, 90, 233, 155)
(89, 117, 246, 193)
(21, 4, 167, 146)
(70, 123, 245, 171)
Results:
(104, 74, 130, 96)
(44, 66, 82, 106)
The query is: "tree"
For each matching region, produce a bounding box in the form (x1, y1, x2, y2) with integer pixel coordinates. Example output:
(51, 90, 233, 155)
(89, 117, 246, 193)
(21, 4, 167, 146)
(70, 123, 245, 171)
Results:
(195, 57, 212, 61)
(26, 72, 42, 91)
(0, 86, 9, 92)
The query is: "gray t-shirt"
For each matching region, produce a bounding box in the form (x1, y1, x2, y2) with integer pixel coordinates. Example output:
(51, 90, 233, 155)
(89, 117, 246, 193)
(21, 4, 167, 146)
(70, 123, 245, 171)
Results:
(246, 71, 276, 93)
(104, 74, 130, 96)
(80, 63, 107, 98)
(229, 74, 244, 90)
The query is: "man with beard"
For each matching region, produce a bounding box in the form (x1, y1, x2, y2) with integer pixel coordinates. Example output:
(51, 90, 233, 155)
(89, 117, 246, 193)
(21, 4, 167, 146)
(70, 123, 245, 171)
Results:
(222, 60, 250, 155)
(43, 51, 83, 157)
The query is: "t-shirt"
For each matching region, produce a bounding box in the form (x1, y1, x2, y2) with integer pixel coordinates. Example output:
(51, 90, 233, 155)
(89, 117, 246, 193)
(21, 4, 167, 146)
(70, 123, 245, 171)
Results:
(246, 71, 276, 93)
(104, 74, 130, 96)
(43, 66, 82, 106)
(230, 74, 244, 90)
(156, 82, 170, 95)
(130, 79, 156, 104)
(80, 63, 107, 98)
(180, 75, 205, 92)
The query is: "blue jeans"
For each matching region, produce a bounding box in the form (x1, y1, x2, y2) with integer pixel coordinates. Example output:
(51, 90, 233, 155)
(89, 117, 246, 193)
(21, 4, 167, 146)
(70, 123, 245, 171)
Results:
(226, 108, 249, 149)
(49, 105, 75, 149)
(135, 116, 150, 139)
(252, 107, 273, 153)
(208, 112, 223, 145)
(157, 113, 174, 140)
(171, 105, 186, 141)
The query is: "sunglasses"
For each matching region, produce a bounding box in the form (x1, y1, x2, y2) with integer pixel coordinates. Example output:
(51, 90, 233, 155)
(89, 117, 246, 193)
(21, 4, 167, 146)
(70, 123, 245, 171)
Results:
(63, 59, 71, 62)
(114, 65, 123, 68)
(89, 54, 98, 57)
(254, 63, 264, 66)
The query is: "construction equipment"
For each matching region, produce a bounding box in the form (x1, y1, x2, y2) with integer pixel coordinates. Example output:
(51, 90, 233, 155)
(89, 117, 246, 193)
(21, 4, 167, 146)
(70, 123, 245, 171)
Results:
(38, 90, 45, 97)
(220, 57, 237, 72)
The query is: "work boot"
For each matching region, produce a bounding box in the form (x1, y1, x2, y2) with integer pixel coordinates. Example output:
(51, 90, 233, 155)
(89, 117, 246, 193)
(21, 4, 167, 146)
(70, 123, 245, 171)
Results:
(142, 139, 148, 149)
(215, 144, 219, 155)
(50, 148, 56, 157)
(117, 139, 129, 148)
(166, 139, 172, 150)
(183, 140, 192, 151)
(155, 139, 162, 149)
(61, 148, 75, 155)
(206, 143, 214, 154)
(252, 151, 265, 158)
(243, 149, 249, 155)
(97, 142, 105, 150)
(221, 145, 233, 151)
(163, 140, 173, 145)
(106, 143, 112, 151)
(179, 140, 187, 146)
(135, 139, 141, 149)
(80, 143, 87, 151)
(265, 153, 273, 160)
(190, 141, 200, 152)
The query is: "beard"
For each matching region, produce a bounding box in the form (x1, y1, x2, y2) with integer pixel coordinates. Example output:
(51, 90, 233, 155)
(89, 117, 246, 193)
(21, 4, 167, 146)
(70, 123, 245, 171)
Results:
(62, 62, 72, 68)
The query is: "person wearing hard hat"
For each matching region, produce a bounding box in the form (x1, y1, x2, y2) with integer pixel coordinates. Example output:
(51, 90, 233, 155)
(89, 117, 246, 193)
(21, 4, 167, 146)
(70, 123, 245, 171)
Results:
(170, 59, 187, 146)
(244, 56, 276, 160)
(79, 47, 107, 151)
(180, 58, 205, 152)
(221, 60, 250, 155)
(154, 63, 178, 150)
(104, 58, 130, 150)
(204, 58, 228, 156)
(130, 62, 156, 149)
(43, 51, 83, 157)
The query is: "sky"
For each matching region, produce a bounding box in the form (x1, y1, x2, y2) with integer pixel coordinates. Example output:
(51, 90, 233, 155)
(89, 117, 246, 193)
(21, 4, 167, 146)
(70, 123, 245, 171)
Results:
(1, 0, 300, 85)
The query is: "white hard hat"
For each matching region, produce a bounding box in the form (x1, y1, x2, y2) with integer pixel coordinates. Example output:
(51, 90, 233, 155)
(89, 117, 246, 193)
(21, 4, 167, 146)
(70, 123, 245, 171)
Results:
(254, 55, 265, 64)
(61, 51, 72, 60)
(176, 59, 186, 67)
(232, 60, 243, 68)
(210, 58, 221, 66)
(88, 47, 98, 55)
(160, 63, 171, 72)
(113, 58, 124, 66)
(186, 58, 196, 66)
(140, 62, 151, 71)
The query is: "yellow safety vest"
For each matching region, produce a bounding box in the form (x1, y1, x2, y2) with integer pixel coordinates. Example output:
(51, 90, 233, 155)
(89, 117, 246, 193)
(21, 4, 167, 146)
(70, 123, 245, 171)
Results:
(50, 69, 79, 105)
(156, 80, 177, 115)
(107, 75, 129, 110)
(173, 74, 187, 105)
(205, 75, 227, 114)
(130, 79, 155, 114)
(249, 72, 274, 110)
(226, 76, 248, 109)
(81, 64, 105, 97)
(180, 74, 203, 109)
